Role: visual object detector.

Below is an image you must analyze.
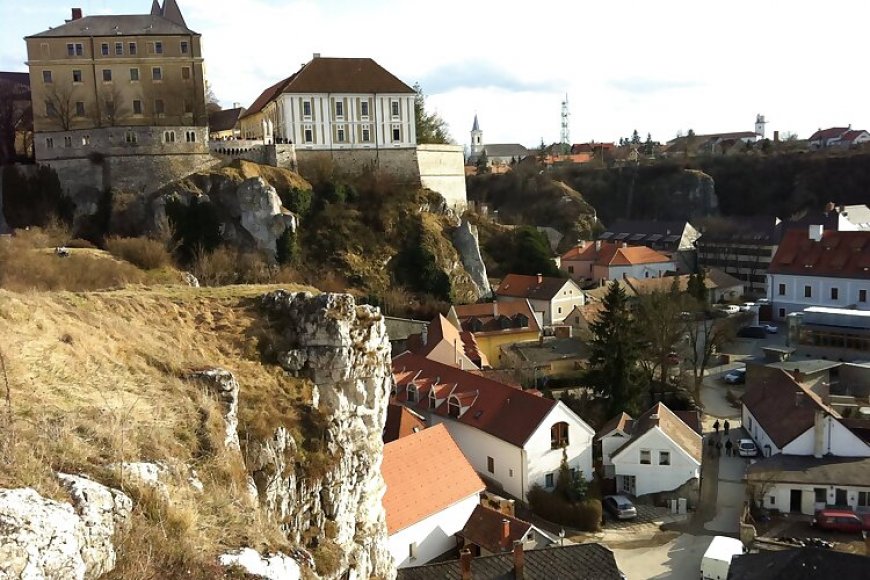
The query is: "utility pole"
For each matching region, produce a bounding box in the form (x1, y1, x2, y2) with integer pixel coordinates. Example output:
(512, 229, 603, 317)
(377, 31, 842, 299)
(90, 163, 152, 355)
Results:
(560, 95, 570, 155)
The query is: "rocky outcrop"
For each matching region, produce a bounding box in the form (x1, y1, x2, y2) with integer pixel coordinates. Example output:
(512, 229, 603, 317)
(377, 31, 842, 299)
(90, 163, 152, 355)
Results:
(247, 291, 395, 580)
(219, 548, 302, 580)
(0, 475, 131, 580)
(236, 177, 298, 253)
(451, 219, 491, 299)
(190, 368, 242, 451)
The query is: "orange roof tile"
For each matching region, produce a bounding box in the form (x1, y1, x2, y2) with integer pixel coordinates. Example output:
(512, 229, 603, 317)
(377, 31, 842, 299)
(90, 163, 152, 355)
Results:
(381, 424, 484, 534)
(460, 505, 532, 553)
(451, 300, 541, 337)
(383, 403, 426, 443)
(560, 241, 671, 266)
(496, 274, 574, 300)
(406, 315, 489, 368)
(769, 229, 870, 279)
(392, 353, 558, 447)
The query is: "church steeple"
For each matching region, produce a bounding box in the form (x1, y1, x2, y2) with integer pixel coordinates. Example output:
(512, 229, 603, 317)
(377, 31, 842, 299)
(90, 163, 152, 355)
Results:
(159, 0, 187, 27)
(150, 0, 161, 16)
(470, 114, 483, 156)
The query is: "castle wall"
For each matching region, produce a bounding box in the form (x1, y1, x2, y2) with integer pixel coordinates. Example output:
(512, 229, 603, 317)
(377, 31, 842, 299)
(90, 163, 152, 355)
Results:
(416, 144, 467, 211)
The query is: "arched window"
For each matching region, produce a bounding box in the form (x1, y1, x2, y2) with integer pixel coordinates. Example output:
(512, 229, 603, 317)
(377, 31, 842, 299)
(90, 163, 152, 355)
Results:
(550, 422, 569, 449)
(448, 396, 461, 417)
(407, 385, 418, 403)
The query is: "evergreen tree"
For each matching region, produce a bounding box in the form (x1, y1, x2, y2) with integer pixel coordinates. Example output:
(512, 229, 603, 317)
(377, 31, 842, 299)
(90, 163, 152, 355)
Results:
(631, 129, 641, 145)
(687, 270, 708, 304)
(589, 281, 644, 416)
(412, 83, 451, 145)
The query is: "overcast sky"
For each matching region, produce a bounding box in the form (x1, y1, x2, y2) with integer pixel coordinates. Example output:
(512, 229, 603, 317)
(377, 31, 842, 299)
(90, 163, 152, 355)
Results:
(3, 0, 868, 148)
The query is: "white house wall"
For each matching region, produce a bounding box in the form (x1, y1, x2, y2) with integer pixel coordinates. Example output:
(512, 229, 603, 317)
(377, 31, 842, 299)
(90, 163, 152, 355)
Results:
(781, 416, 869, 457)
(767, 273, 870, 320)
(761, 482, 870, 516)
(611, 427, 700, 497)
(549, 282, 586, 325)
(601, 433, 628, 467)
(595, 262, 676, 283)
(388, 493, 480, 568)
(525, 403, 595, 491)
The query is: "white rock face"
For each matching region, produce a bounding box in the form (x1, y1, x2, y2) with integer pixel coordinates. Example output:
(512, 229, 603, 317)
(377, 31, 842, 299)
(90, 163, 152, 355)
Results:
(0, 476, 131, 580)
(219, 548, 302, 580)
(190, 367, 241, 450)
(452, 218, 492, 299)
(237, 177, 298, 254)
(111, 461, 202, 497)
(249, 291, 395, 580)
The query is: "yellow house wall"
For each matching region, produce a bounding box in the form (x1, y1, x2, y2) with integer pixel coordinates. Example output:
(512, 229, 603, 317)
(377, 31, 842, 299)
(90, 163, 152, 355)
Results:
(475, 331, 540, 368)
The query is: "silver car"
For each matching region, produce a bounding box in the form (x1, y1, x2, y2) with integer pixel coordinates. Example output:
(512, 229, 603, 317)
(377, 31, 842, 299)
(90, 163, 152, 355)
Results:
(604, 495, 638, 520)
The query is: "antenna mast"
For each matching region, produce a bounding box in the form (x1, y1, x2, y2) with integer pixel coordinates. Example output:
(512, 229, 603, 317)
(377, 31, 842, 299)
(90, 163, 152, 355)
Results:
(560, 95, 570, 155)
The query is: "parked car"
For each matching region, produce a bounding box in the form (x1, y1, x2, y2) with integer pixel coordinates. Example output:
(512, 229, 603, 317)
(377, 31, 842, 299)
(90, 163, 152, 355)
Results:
(603, 495, 638, 520)
(761, 323, 778, 334)
(715, 304, 740, 315)
(737, 438, 758, 457)
(812, 509, 865, 534)
(737, 326, 767, 339)
(739, 302, 756, 312)
(724, 368, 746, 385)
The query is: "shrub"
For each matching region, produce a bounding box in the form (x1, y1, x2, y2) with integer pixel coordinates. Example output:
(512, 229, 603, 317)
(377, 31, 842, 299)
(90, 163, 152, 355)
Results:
(191, 246, 275, 286)
(275, 228, 299, 266)
(527, 484, 602, 532)
(105, 237, 172, 270)
(165, 197, 222, 263)
(65, 238, 97, 249)
(277, 187, 312, 217)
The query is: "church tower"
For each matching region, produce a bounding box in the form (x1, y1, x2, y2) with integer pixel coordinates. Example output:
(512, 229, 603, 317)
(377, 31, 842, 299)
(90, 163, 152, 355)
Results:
(470, 114, 483, 156)
(755, 114, 766, 139)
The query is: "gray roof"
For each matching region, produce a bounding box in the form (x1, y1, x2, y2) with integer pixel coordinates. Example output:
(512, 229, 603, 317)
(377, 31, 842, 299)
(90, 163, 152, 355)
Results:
(396, 543, 622, 580)
(745, 454, 870, 487)
(600, 219, 689, 239)
(482, 144, 530, 158)
(208, 107, 245, 133)
(28, 14, 196, 38)
(727, 547, 869, 580)
(766, 359, 841, 375)
(505, 337, 589, 365)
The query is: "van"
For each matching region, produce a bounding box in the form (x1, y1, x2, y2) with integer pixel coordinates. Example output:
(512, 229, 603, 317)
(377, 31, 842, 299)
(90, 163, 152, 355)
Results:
(700, 536, 745, 580)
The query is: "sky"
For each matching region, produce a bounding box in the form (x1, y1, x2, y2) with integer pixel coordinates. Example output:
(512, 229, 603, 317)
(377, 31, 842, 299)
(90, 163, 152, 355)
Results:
(3, 0, 869, 149)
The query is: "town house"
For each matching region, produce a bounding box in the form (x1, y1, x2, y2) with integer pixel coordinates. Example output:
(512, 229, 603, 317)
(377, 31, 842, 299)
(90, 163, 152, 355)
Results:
(494, 274, 585, 326)
(446, 300, 541, 369)
(560, 241, 675, 286)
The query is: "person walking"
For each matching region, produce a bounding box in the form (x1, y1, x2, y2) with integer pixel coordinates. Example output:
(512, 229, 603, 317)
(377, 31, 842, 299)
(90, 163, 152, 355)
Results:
(725, 438, 733, 457)
(723, 420, 730, 435)
(713, 419, 720, 434)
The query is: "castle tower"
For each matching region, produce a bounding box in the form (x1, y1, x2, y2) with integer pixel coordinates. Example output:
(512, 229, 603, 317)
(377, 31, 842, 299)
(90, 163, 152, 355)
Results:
(470, 114, 483, 156)
(755, 114, 767, 139)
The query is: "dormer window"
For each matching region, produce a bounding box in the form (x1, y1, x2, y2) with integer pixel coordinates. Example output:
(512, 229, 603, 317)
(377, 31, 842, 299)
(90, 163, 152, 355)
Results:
(550, 422, 569, 449)
(429, 389, 437, 409)
(469, 318, 484, 332)
(448, 396, 461, 418)
(407, 384, 418, 403)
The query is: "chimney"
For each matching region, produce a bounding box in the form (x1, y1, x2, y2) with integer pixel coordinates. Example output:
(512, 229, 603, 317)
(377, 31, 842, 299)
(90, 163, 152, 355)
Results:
(71, 7, 83, 20)
(513, 541, 524, 580)
(312, 52, 321, 59)
(232, 101, 240, 109)
(536, 273, 543, 283)
(493, 301, 498, 318)
(773, 130, 780, 143)
(809, 224, 824, 242)
(813, 410, 825, 459)
(622, 242, 628, 248)
(594, 240, 601, 252)
(578, 240, 586, 249)
(460, 548, 472, 580)
(502, 518, 511, 548)
(421, 326, 428, 347)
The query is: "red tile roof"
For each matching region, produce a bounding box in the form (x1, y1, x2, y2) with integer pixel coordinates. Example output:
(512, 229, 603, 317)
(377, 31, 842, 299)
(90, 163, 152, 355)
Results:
(382, 424, 484, 535)
(383, 402, 426, 443)
(742, 369, 839, 449)
(392, 352, 558, 447)
(560, 242, 672, 266)
(451, 300, 541, 337)
(809, 127, 850, 141)
(280, 57, 415, 94)
(595, 412, 634, 440)
(496, 274, 574, 301)
(460, 505, 533, 554)
(609, 403, 702, 463)
(240, 75, 295, 118)
(406, 315, 489, 368)
(768, 229, 870, 279)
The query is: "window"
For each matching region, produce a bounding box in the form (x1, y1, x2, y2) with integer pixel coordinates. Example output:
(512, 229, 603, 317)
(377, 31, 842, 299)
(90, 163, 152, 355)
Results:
(778, 308, 785, 318)
(67, 43, 83, 56)
(303, 128, 313, 143)
(392, 127, 401, 142)
(185, 130, 197, 143)
(75, 101, 85, 117)
(180, 41, 189, 54)
(128, 42, 137, 55)
(45, 137, 54, 149)
(46, 101, 57, 118)
(64, 136, 72, 148)
(407, 385, 418, 403)
(152, 67, 162, 81)
(42, 70, 52, 84)
(447, 396, 461, 417)
(640, 449, 651, 465)
(860, 289, 867, 303)
(568, 266, 574, 274)
(302, 100, 312, 117)
(391, 100, 400, 117)
(81, 135, 90, 145)
(558, 307, 563, 314)
(360, 101, 369, 117)
(72, 69, 82, 83)
(154, 41, 163, 54)
(545, 473, 554, 488)
(509, 469, 514, 478)
(859, 491, 869, 507)
(778, 283, 786, 296)
(804, 285, 812, 298)
(769, 495, 775, 505)
(102, 69, 112, 82)
(361, 127, 371, 142)
(154, 99, 165, 115)
(125, 130, 138, 144)
(550, 422, 569, 449)
(101, 43, 109, 56)
(659, 451, 671, 466)
(132, 99, 143, 115)
(487, 456, 494, 474)
(335, 101, 344, 117)
(115, 42, 123, 55)
(336, 127, 345, 142)
(409, 542, 418, 561)
(815, 488, 827, 503)
(163, 130, 175, 143)
(831, 287, 839, 300)
(181, 67, 191, 80)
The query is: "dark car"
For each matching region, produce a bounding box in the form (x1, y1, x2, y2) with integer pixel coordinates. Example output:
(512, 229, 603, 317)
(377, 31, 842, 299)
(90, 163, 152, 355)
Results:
(737, 326, 767, 339)
(812, 509, 864, 534)
(603, 495, 638, 520)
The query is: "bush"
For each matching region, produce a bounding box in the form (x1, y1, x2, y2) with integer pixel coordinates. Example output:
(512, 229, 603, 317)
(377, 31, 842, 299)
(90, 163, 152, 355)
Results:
(277, 187, 312, 217)
(165, 197, 222, 263)
(527, 484, 602, 532)
(105, 237, 172, 270)
(191, 246, 275, 286)
(275, 228, 299, 266)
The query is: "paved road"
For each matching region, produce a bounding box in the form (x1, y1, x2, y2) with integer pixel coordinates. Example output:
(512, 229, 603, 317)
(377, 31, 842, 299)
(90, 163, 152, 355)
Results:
(612, 533, 713, 580)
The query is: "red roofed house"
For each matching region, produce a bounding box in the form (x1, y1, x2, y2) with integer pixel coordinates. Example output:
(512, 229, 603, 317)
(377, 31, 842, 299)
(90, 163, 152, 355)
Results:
(382, 423, 485, 568)
(595, 403, 702, 498)
(391, 352, 595, 502)
(808, 126, 870, 149)
(560, 241, 676, 286)
(767, 226, 870, 320)
(459, 504, 556, 556)
(494, 274, 586, 326)
(447, 300, 541, 368)
(404, 314, 489, 370)
(383, 402, 426, 444)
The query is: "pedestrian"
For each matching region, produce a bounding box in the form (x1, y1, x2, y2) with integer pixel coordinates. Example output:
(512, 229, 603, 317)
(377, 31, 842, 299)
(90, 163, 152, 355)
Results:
(716, 440, 722, 457)
(713, 419, 720, 434)
(723, 420, 730, 435)
(725, 439, 733, 457)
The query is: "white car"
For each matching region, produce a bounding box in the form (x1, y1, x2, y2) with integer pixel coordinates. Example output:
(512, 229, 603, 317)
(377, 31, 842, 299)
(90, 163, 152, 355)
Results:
(738, 438, 758, 457)
(715, 304, 740, 315)
(761, 323, 778, 334)
(739, 302, 756, 312)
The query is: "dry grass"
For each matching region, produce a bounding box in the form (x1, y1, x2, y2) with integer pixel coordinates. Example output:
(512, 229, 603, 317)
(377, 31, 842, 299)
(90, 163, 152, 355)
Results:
(0, 284, 316, 576)
(105, 236, 173, 270)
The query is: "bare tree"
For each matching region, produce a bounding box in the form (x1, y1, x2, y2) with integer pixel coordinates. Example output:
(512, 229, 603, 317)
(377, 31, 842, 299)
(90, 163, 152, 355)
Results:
(97, 84, 129, 127)
(42, 79, 77, 131)
(682, 310, 739, 402)
(0, 79, 30, 163)
(635, 280, 688, 385)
